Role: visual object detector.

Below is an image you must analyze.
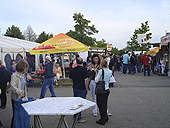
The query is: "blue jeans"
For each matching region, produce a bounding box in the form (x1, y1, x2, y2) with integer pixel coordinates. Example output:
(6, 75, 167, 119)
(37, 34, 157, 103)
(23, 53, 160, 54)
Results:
(27, 80, 32, 86)
(128, 64, 131, 74)
(131, 64, 135, 73)
(121, 63, 123, 72)
(73, 88, 87, 120)
(123, 64, 128, 74)
(113, 62, 117, 72)
(40, 77, 56, 99)
(144, 65, 150, 76)
(137, 62, 142, 72)
(156, 62, 159, 69)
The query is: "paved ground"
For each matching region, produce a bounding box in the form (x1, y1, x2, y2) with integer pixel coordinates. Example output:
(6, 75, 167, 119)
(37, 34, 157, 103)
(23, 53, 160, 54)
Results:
(1, 71, 170, 128)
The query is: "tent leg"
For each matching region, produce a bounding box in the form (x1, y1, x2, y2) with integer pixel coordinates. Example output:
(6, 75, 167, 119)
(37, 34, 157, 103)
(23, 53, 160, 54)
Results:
(62, 53, 65, 78)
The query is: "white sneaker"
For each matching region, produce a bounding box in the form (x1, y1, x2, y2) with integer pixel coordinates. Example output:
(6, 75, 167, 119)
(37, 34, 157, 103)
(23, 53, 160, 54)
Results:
(107, 112, 112, 116)
(93, 113, 98, 117)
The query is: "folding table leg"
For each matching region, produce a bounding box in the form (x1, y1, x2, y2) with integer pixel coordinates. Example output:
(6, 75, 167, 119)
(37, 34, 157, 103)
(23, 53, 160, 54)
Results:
(57, 115, 65, 128)
(63, 117, 69, 128)
(34, 115, 43, 128)
(72, 113, 80, 128)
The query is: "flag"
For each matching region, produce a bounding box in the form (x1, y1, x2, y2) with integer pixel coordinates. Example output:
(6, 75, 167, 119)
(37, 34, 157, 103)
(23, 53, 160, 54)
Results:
(137, 34, 147, 44)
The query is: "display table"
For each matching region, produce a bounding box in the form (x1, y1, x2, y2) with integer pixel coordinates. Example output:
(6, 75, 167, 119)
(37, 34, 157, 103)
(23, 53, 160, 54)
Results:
(22, 97, 96, 128)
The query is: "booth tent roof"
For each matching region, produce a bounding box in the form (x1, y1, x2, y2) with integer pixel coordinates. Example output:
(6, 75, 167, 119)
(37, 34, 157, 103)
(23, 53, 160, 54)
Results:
(0, 35, 40, 53)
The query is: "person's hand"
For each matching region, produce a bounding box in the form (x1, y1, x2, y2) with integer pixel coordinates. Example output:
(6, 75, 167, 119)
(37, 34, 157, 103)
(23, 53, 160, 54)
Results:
(20, 91, 25, 97)
(39, 75, 41, 78)
(94, 68, 97, 74)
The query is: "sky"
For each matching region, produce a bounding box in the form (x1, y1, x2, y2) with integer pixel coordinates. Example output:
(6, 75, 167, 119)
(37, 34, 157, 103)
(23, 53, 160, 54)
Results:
(0, 0, 170, 49)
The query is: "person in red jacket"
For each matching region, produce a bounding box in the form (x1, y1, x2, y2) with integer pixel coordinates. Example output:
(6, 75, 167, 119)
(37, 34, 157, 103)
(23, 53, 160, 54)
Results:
(141, 52, 151, 76)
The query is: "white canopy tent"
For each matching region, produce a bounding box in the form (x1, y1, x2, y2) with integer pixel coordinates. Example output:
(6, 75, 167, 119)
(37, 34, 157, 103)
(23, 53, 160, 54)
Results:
(0, 35, 41, 70)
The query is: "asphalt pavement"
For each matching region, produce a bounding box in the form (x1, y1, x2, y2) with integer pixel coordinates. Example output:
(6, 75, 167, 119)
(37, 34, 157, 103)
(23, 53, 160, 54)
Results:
(1, 71, 170, 128)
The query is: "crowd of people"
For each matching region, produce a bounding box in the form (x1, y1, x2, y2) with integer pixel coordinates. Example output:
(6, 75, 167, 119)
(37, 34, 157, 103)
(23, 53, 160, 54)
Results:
(0, 49, 168, 127)
(95, 49, 168, 77)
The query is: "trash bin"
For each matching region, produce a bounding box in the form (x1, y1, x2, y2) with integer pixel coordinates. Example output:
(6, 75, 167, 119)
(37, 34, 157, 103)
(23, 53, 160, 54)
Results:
(13, 97, 34, 128)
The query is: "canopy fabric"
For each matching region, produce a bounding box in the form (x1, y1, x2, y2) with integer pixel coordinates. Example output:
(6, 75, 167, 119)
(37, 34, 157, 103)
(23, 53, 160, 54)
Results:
(0, 35, 40, 53)
(29, 33, 89, 55)
(147, 47, 161, 55)
(0, 35, 40, 69)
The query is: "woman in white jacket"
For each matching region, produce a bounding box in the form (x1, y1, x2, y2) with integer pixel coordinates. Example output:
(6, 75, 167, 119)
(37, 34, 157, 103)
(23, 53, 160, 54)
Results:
(10, 61, 28, 128)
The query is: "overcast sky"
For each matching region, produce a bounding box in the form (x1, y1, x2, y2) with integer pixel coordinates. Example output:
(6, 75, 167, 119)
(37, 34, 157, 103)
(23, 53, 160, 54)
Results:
(0, 0, 170, 49)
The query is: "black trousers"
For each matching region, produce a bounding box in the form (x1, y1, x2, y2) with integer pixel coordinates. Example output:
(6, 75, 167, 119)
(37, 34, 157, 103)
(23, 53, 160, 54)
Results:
(0, 83, 7, 107)
(96, 90, 110, 124)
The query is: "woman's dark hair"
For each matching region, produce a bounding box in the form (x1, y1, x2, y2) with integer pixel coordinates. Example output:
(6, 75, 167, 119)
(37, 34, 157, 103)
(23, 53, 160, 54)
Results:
(11, 60, 15, 65)
(132, 52, 135, 56)
(16, 61, 28, 72)
(91, 54, 100, 65)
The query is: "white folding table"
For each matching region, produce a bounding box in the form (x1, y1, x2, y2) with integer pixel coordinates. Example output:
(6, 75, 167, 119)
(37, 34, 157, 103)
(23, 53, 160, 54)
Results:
(22, 97, 96, 128)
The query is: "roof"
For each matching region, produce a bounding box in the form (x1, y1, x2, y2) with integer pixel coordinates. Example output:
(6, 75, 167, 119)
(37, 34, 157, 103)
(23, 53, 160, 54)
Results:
(0, 35, 40, 53)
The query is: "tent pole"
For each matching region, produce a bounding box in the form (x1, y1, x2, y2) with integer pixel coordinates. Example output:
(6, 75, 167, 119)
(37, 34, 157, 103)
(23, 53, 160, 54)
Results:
(62, 53, 65, 78)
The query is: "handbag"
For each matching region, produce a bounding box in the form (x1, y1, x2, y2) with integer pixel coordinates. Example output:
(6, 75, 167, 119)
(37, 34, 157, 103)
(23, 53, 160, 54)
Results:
(95, 69, 105, 95)
(109, 75, 116, 83)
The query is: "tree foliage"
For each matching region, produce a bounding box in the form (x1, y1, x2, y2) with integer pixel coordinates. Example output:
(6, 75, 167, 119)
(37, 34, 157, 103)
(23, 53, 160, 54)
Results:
(35, 31, 53, 43)
(112, 47, 120, 55)
(127, 21, 152, 52)
(66, 12, 99, 46)
(24, 25, 36, 42)
(4, 25, 24, 39)
(95, 39, 108, 48)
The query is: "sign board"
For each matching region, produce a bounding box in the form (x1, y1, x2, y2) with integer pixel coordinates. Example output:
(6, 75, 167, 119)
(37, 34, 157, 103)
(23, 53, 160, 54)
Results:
(161, 35, 170, 43)
(137, 34, 147, 44)
(107, 44, 112, 51)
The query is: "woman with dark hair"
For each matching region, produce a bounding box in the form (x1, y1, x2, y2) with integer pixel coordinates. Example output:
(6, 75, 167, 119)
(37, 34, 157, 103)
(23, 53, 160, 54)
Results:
(95, 59, 112, 125)
(10, 61, 28, 128)
(6, 60, 16, 92)
(9, 60, 16, 74)
(87, 54, 102, 117)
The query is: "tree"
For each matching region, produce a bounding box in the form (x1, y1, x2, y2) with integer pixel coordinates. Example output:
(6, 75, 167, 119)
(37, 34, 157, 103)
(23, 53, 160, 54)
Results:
(95, 39, 108, 48)
(4, 25, 24, 39)
(24, 25, 36, 42)
(112, 47, 120, 55)
(66, 12, 99, 46)
(127, 21, 152, 52)
(35, 31, 53, 43)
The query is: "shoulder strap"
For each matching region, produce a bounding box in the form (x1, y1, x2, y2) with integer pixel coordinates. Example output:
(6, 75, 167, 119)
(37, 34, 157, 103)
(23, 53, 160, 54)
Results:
(102, 69, 104, 80)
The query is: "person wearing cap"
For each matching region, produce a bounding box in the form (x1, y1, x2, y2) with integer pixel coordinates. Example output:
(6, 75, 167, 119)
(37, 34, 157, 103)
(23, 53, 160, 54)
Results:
(39, 56, 56, 99)
(54, 64, 62, 85)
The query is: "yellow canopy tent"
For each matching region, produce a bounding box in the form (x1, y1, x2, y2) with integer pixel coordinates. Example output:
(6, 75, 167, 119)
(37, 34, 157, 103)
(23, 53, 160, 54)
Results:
(147, 47, 161, 55)
(29, 33, 89, 78)
(29, 33, 89, 55)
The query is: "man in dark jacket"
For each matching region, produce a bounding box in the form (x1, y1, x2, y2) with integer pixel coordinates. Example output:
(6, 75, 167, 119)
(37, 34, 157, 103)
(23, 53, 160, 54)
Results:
(0, 66, 11, 109)
(69, 57, 89, 123)
(130, 52, 137, 75)
(109, 54, 117, 76)
(39, 56, 56, 99)
(156, 49, 162, 73)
